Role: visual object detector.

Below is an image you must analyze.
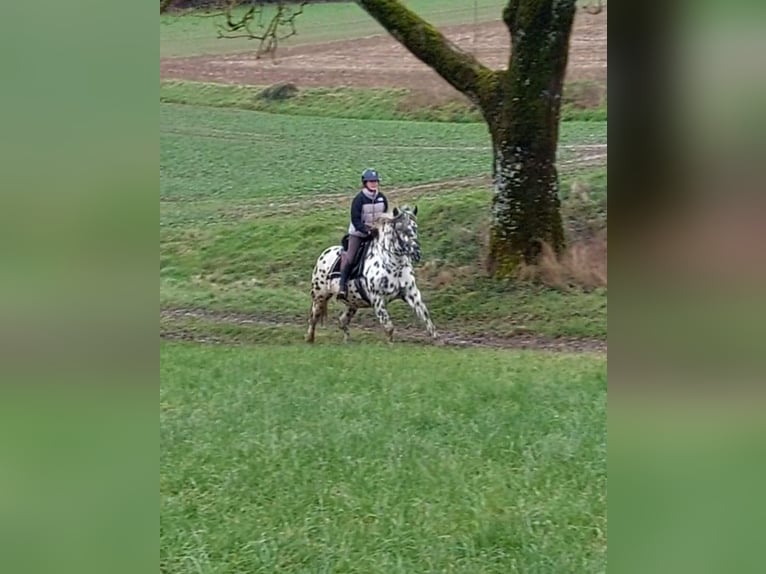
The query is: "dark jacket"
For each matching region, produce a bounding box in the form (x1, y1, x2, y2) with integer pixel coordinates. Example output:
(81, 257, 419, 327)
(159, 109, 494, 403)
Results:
(348, 188, 388, 237)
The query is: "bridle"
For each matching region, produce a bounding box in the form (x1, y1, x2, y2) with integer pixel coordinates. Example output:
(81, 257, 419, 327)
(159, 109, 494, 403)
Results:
(373, 213, 420, 263)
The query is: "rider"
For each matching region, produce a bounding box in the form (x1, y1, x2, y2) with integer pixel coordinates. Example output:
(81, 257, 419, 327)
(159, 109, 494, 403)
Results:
(337, 168, 389, 300)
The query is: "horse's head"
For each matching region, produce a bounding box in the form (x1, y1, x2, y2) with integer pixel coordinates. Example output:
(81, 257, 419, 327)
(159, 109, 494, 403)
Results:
(378, 204, 421, 263)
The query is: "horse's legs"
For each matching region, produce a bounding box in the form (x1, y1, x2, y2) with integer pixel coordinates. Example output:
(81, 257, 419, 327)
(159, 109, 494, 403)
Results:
(306, 291, 329, 343)
(403, 282, 437, 339)
(338, 305, 357, 343)
(372, 295, 395, 343)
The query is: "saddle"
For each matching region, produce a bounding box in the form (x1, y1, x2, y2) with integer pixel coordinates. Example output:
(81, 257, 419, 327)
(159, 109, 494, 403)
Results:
(329, 234, 372, 281)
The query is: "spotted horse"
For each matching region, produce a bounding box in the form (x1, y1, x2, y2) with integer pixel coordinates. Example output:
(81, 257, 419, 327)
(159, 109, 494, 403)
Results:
(306, 205, 437, 344)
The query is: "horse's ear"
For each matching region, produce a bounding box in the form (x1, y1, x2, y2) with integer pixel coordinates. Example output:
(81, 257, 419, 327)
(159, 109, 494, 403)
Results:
(413, 205, 418, 216)
(393, 207, 400, 217)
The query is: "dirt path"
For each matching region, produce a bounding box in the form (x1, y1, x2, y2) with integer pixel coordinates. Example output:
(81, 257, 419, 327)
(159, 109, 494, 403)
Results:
(160, 10, 607, 95)
(161, 308, 607, 354)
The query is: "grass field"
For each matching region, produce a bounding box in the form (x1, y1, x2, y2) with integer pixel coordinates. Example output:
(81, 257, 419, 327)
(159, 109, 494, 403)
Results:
(160, 80, 608, 123)
(160, 102, 607, 200)
(160, 98, 607, 340)
(160, 342, 607, 573)
(160, 0, 509, 58)
(161, 6, 607, 570)
(161, 182, 606, 339)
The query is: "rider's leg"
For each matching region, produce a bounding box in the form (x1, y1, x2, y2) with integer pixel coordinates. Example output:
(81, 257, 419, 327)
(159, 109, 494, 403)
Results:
(338, 235, 362, 299)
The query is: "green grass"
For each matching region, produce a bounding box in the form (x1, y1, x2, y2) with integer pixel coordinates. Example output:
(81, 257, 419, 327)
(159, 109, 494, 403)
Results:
(160, 103, 487, 201)
(160, 102, 607, 201)
(160, 81, 481, 123)
(160, 174, 607, 339)
(160, 341, 607, 573)
(160, 101, 607, 340)
(161, 0, 510, 58)
(161, 80, 607, 123)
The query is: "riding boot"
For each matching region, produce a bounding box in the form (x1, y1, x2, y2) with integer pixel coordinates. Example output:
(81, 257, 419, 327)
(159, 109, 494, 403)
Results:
(338, 264, 351, 300)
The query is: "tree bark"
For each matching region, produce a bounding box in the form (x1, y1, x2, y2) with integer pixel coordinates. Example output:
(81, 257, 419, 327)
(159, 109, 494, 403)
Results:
(486, 0, 574, 273)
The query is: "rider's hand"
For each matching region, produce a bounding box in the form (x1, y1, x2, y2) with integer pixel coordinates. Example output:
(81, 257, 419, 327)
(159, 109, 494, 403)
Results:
(368, 228, 379, 239)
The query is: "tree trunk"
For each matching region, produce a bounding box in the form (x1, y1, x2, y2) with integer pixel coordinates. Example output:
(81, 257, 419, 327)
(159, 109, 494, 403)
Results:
(484, 0, 575, 273)
(486, 116, 565, 274)
(356, 0, 575, 275)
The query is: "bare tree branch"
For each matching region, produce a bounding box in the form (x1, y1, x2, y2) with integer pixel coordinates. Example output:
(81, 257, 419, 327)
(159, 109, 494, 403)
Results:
(195, 0, 309, 58)
(162, 1, 307, 58)
(215, 1, 308, 58)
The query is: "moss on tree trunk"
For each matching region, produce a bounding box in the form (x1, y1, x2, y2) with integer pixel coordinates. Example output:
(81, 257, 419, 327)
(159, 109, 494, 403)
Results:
(484, 0, 574, 273)
(487, 124, 565, 274)
(357, 0, 576, 275)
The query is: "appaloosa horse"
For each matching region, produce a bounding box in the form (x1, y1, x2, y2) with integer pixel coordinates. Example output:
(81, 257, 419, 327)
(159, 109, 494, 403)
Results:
(306, 205, 437, 344)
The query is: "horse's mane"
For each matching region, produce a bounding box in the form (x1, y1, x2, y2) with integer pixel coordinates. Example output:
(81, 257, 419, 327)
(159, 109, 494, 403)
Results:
(372, 205, 417, 229)
(371, 213, 391, 230)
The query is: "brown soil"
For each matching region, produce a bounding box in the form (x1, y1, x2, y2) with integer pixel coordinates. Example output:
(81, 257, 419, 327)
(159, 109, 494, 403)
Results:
(161, 308, 607, 354)
(160, 9, 607, 96)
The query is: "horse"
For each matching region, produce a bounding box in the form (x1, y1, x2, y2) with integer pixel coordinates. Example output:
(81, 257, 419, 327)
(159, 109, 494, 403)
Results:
(306, 205, 438, 344)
